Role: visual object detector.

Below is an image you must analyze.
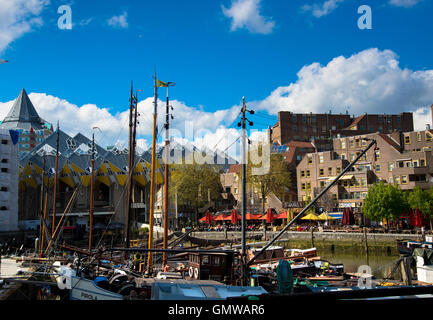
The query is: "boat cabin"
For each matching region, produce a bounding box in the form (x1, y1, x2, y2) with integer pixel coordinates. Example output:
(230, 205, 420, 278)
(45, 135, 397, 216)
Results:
(188, 251, 234, 282)
(247, 246, 285, 263)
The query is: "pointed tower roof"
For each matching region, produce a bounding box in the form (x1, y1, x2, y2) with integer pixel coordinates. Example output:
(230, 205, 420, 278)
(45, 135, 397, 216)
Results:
(0, 88, 45, 130)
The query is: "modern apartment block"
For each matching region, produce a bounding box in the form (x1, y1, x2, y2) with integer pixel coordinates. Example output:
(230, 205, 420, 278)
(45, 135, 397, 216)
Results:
(0, 89, 53, 157)
(296, 129, 433, 213)
(0, 129, 19, 231)
(271, 111, 413, 145)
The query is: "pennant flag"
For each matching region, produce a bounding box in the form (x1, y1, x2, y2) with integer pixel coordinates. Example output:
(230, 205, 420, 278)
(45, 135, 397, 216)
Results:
(157, 79, 168, 88)
(9, 130, 19, 145)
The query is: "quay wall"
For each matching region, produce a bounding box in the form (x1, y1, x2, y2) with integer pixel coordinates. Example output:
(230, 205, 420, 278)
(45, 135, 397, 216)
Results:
(189, 231, 424, 251)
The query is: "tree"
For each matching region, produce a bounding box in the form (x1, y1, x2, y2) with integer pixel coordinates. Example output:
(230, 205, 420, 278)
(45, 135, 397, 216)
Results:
(169, 163, 223, 225)
(362, 181, 409, 229)
(246, 153, 292, 213)
(407, 186, 433, 230)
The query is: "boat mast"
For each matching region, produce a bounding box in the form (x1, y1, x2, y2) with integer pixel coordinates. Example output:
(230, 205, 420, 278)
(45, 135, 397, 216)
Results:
(52, 122, 60, 235)
(163, 81, 175, 266)
(124, 82, 136, 248)
(89, 129, 95, 252)
(147, 72, 158, 274)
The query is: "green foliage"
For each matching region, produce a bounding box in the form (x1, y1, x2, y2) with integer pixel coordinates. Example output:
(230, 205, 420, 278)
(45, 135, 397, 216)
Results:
(407, 186, 433, 218)
(169, 163, 223, 210)
(246, 152, 292, 212)
(362, 181, 409, 222)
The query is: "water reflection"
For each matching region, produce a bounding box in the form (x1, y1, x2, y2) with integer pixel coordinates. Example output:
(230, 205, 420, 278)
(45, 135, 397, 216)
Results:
(318, 248, 400, 279)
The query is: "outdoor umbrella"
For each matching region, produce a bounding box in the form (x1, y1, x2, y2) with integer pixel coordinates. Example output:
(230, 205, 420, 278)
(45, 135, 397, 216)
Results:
(230, 209, 241, 224)
(275, 211, 288, 220)
(199, 210, 213, 224)
(317, 213, 336, 221)
(260, 208, 275, 223)
(301, 213, 319, 220)
(213, 214, 229, 221)
(245, 213, 262, 220)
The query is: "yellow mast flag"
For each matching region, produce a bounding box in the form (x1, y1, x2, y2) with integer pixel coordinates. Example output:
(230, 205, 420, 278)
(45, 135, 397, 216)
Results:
(157, 79, 168, 87)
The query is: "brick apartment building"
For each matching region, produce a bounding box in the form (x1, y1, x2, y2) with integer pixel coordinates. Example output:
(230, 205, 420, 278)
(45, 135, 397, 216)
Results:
(220, 164, 287, 214)
(271, 111, 413, 145)
(296, 129, 433, 213)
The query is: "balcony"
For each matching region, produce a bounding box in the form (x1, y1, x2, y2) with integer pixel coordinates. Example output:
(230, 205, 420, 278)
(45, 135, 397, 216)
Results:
(392, 166, 429, 175)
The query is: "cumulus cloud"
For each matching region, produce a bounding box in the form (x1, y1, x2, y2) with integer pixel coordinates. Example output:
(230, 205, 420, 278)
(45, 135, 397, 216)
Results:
(107, 11, 128, 29)
(222, 0, 275, 34)
(302, 0, 345, 18)
(389, 0, 421, 7)
(0, 0, 49, 53)
(0, 90, 247, 154)
(254, 48, 433, 130)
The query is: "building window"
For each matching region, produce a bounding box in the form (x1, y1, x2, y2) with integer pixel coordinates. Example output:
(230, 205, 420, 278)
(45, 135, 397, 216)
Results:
(341, 153, 346, 160)
(361, 178, 367, 187)
(426, 132, 433, 142)
(308, 157, 313, 165)
(355, 178, 361, 187)
(1, 140, 7, 145)
(350, 153, 355, 161)
(1, 159, 8, 163)
(404, 135, 411, 144)
(417, 133, 422, 142)
(336, 167, 341, 174)
(395, 176, 400, 184)
(388, 162, 394, 171)
(375, 150, 380, 160)
(413, 160, 419, 167)
(306, 183, 311, 190)
(1, 168, 8, 173)
(293, 115, 297, 122)
(341, 139, 346, 148)
(306, 170, 310, 177)
(328, 168, 333, 176)
(320, 181, 326, 188)
(293, 125, 297, 132)
(376, 164, 381, 172)
(301, 183, 306, 190)
(234, 188, 238, 194)
(401, 175, 408, 184)
(420, 159, 426, 167)
(320, 168, 324, 176)
(0, 187, 8, 192)
(319, 155, 324, 163)
(349, 140, 354, 148)
(332, 194, 337, 201)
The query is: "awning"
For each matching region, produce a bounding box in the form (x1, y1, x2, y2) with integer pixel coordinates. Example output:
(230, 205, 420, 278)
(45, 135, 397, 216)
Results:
(328, 175, 354, 182)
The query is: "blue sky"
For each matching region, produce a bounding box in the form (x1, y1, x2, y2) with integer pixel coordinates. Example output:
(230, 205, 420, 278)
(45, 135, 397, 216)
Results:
(1, 0, 433, 150)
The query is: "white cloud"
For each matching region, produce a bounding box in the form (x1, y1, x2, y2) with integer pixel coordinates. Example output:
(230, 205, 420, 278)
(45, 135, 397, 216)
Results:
(222, 0, 275, 34)
(389, 0, 421, 7)
(107, 11, 128, 29)
(0, 91, 244, 154)
(254, 48, 433, 130)
(302, 0, 345, 18)
(0, 0, 49, 53)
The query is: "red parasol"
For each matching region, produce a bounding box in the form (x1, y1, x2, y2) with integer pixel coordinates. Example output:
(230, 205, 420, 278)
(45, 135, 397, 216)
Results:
(245, 213, 262, 220)
(213, 214, 229, 221)
(275, 211, 288, 219)
(259, 208, 275, 223)
(199, 210, 213, 224)
(230, 209, 241, 224)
